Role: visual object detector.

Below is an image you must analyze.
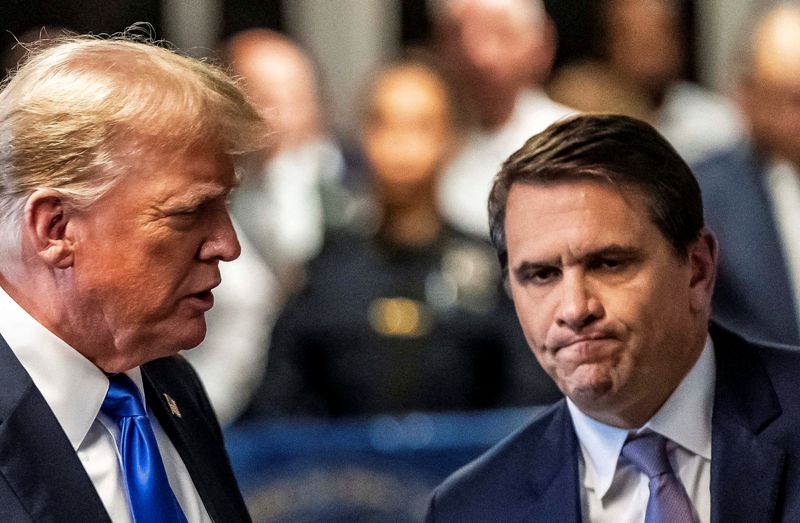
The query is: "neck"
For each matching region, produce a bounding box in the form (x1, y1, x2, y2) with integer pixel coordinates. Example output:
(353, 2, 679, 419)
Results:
(380, 195, 442, 248)
(472, 86, 520, 130)
(0, 265, 128, 373)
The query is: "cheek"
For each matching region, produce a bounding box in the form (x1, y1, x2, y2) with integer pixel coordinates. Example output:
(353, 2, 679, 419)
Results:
(511, 289, 553, 349)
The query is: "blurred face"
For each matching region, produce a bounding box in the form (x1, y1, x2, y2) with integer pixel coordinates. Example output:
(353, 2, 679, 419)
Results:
(234, 40, 321, 153)
(505, 181, 713, 427)
(67, 144, 240, 371)
(606, 0, 683, 96)
(362, 66, 454, 203)
(741, 8, 800, 167)
(443, 0, 548, 94)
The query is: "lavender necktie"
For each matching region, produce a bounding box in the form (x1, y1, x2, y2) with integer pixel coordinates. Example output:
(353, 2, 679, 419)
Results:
(621, 432, 697, 523)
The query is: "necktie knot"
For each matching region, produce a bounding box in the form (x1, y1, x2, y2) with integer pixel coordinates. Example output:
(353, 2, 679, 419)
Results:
(102, 373, 147, 419)
(621, 432, 672, 479)
(621, 432, 698, 523)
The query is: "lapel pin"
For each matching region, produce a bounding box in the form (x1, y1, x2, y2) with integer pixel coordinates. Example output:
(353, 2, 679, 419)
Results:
(163, 393, 182, 418)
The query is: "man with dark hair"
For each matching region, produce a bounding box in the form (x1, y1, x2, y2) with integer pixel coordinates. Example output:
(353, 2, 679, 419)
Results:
(426, 114, 800, 522)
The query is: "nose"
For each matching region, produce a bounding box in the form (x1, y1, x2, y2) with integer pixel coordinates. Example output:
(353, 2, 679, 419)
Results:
(555, 271, 603, 330)
(199, 208, 241, 262)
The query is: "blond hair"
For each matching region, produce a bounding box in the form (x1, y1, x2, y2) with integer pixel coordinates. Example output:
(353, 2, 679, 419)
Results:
(0, 31, 267, 266)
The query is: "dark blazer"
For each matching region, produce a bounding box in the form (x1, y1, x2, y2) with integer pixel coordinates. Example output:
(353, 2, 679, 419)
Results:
(425, 323, 800, 522)
(0, 333, 251, 523)
(693, 144, 799, 345)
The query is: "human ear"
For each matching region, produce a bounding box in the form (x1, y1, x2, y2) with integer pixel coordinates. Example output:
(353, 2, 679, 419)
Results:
(24, 189, 75, 269)
(688, 227, 718, 313)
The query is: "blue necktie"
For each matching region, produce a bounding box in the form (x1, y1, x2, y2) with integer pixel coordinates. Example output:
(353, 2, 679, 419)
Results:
(622, 432, 697, 523)
(102, 373, 188, 523)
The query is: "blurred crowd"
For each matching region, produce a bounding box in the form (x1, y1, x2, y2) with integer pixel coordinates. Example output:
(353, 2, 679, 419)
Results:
(5, 0, 800, 426)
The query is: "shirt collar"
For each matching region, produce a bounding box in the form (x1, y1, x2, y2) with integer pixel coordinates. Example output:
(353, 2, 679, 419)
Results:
(0, 285, 146, 450)
(644, 336, 714, 460)
(567, 335, 715, 499)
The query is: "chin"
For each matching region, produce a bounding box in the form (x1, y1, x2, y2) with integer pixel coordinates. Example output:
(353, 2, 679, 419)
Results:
(570, 380, 613, 401)
(172, 314, 208, 349)
(142, 323, 207, 363)
(564, 367, 616, 404)
(176, 327, 208, 353)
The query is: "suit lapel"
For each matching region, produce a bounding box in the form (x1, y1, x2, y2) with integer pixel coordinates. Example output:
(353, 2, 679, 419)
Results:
(142, 357, 250, 523)
(709, 324, 786, 523)
(0, 335, 111, 523)
(522, 402, 583, 523)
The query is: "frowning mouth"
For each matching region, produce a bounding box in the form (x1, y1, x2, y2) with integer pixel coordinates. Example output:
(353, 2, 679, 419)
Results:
(553, 334, 618, 354)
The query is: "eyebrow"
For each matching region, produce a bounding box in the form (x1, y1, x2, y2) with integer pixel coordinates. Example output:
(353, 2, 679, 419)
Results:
(512, 244, 641, 274)
(160, 183, 232, 212)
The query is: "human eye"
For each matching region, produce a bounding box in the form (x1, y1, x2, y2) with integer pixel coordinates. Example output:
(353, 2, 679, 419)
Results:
(165, 203, 205, 230)
(516, 265, 561, 285)
(595, 257, 625, 270)
(588, 253, 637, 275)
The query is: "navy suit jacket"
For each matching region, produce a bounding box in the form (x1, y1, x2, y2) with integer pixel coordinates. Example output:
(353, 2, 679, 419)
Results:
(693, 144, 799, 345)
(426, 323, 800, 522)
(0, 333, 251, 523)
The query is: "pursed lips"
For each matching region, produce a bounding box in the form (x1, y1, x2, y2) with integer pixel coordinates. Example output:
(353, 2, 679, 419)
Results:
(550, 332, 618, 355)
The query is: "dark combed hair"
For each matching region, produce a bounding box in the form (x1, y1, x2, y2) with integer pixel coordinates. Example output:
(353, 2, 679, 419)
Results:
(488, 113, 704, 275)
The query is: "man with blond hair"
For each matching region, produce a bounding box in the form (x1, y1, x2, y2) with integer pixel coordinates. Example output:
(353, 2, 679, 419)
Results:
(0, 34, 265, 522)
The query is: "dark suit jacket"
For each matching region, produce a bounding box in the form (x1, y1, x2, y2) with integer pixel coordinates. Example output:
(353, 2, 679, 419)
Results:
(0, 333, 251, 523)
(425, 323, 800, 522)
(693, 144, 799, 345)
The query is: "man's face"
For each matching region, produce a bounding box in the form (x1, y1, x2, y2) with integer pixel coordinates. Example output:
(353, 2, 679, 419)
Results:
(67, 144, 240, 371)
(234, 42, 321, 154)
(443, 0, 545, 94)
(505, 180, 712, 427)
(741, 8, 800, 167)
(607, 0, 683, 95)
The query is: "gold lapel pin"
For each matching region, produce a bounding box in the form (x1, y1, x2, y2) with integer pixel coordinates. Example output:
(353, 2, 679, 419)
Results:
(163, 393, 182, 418)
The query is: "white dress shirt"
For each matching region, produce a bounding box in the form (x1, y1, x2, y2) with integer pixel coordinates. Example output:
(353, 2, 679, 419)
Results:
(437, 88, 574, 238)
(0, 286, 211, 523)
(567, 337, 715, 523)
(765, 159, 800, 331)
(657, 81, 745, 165)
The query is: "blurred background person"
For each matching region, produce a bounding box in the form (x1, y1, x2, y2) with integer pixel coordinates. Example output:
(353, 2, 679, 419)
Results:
(549, 0, 744, 164)
(432, 0, 574, 238)
(693, 2, 800, 346)
(242, 54, 560, 419)
(225, 29, 353, 290)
